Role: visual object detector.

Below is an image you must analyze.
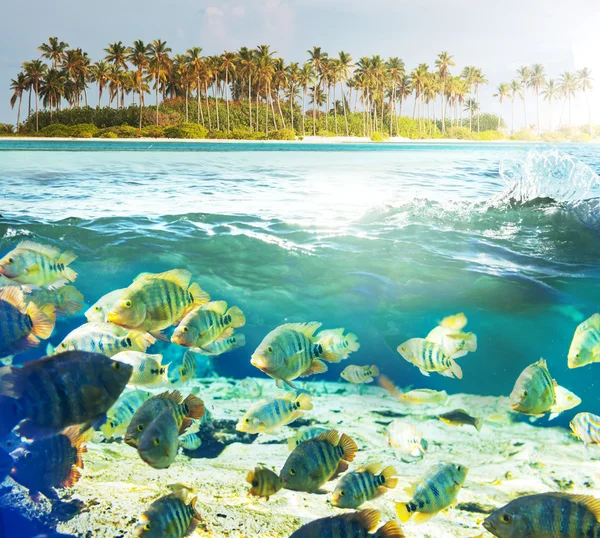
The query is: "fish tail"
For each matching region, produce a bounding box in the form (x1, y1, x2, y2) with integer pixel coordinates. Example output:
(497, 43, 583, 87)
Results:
(57, 250, 77, 267)
(161, 362, 171, 384)
(448, 359, 463, 379)
(395, 502, 413, 523)
(226, 306, 245, 329)
(188, 283, 210, 307)
(375, 520, 405, 538)
(370, 365, 380, 377)
(58, 286, 84, 316)
(344, 332, 360, 353)
(127, 331, 155, 351)
(474, 417, 484, 432)
(190, 496, 202, 521)
(61, 267, 78, 283)
(339, 433, 358, 462)
(27, 302, 56, 340)
(462, 332, 477, 352)
(381, 466, 399, 489)
(245, 469, 255, 484)
(294, 393, 313, 411)
(183, 394, 205, 420)
(63, 426, 88, 468)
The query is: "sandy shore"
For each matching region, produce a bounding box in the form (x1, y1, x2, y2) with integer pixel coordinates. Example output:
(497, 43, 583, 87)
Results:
(2, 377, 597, 538)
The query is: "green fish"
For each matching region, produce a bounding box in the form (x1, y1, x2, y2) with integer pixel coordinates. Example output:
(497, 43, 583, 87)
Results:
(138, 408, 179, 469)
(509, 358, 556, 416)
(568, 313, 600, 368)
(98, 390, 152, 440)
(332, 462, 398, 509)
(197, 333, 245, 356)
(246, 466, 282, 500)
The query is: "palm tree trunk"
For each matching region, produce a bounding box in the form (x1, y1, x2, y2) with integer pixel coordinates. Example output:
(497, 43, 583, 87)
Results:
(325, 81, 329, 131)
(269, 89, 278, 130)
(214, 78, 220, 130)
(225, 70, 230, 133)
(497, 104, 501, 131)
(342, 83, 349, 136)
(312, 87, 316, 136)
(265, 87, 269, 136)
(549, 101, 553, 131)
(523, 92, 527, 127)
(35, 79, 39, 132)
(185, 85, 189, 123)
(28, 88, 32, 123)
(205, 83, 212, 129)
(197, 77, 201, 125)
(276, 90, 285, 128)
(290, 84, 294, 131)
(569, 96, 572, 125)
(256, 88, 260, 131)
(16, 95, 22, 132)
(139, 90, 144, 130)
(511, 99, 515, 135)
(98, 86, 102, 108)
(412, 96, 417, 120)
(476, 85, 480, 132)
(155, 75, 159, 125)
(333, 83, 338, 136)
(248, 75, 252, 132)
(302, 88, 306, 136)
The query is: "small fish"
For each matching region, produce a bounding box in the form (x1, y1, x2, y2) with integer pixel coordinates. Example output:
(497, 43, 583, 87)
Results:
(169, 350, 197, 385)
(341, 364, 379, 384)
(438, 409, 483, 431)
(138, 408, 180, 469)
(113, 351, 169, 387)
(246, 466, 282, 500)
(85, 288, 126, 323)
(483, 492, 600, 537)
(287, 426, 329, 450)
(26, 285, 84, 317)
(251, 322, 356, 389)
(396, 462, 468, 524)
(570, 412, 600, 445)
(399, 389, 448, 405)
(53, 322, 155, 358)
(134, 489, 202, 538)
(0, 286, 56, 356)
(107, 269, 210, 337)
(97, 390, 152, 440)
(426, 324, 477, 359)
(332, 462, 398, 509)
(196, 333, 246, 356)
(0, 351, 132, 438)
(125, 390, 204, 447)
(397, 338, 463, 379)
(568, 313, 600, 368)
(289, 509, 404, 538)
(179, 433, 202, 451)
(10, 426, 87, 501)
(439, 312, 468, 331)
(280, 429, 357, 493)
(314, 329, 360, 360)
(236, 392, 313, 434)
(385, 421, 428, 460)
(172, 300, 245, 349)
(0, 241, 77, 289)
(548, 385, 581, 420)
(509, 359, 556, 416)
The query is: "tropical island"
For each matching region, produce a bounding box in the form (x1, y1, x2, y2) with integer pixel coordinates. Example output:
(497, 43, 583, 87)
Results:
(2, 37, 595, 142)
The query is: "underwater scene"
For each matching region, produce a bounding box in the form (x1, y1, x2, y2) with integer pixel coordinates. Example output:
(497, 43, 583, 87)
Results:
(1, 140, 600, 537)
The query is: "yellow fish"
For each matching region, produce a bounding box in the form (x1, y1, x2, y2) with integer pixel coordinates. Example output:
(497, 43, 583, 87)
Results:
(509, 358, 556, 417)
(0, 241, 77, 289)
(315, 329, 360, 360)
(399, 388, 448, 405)
(98, 390, 152, 440)
(198, 334, 245, 356)
(112, 351, 169, 387)
(341, 364, 379, 384)
(26, 286, 84, 317)
(134, 489, 201, 538)
(236, 392, 313, 434)
(246, 467, 282, 501)
(169, 350, 197, 385)
(568, 313, 600, 368)
(397, 338, 463, 379)
(86, 288, 126, 323)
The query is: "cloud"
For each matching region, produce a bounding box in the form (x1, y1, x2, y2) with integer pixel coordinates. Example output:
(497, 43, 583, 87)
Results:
(205, 5, 227, 40)
(231, 5, 245, 17)
(205, 5, 224, 17)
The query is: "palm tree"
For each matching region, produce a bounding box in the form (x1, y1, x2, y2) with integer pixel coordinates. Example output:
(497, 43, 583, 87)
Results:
(464, 99, 479, 128)
(39, 68, 66, 119)
(461, 66, 476, 130)
(472, 68, 487, 132)
(286, 62, 300, 131)
(509, 79, 523, 135)
(147, 39, 172, 125)
(577, 68, 593, 136)
(9, 72, 27, 132)
(493, 83, 510, 131)
(541, 78, 558, 131)
(186, 47, 205, 127)
(337, 51, 353, 137)
(559, 71, 578, 126)
(127, 40, 151, 128)
(298, 63, 314, 136)
(105, 41, 128, 71)
(22, 60, 47, 132)
(528, 64, 545, 134)
(38, 37, 69, 68)
(89, 61, 110, 108)
(435, 51, 455, 132)
(221, 52, 237, 132)
(387, 57, 404, 136)
(237, 47, 255, 132)
(516, 65, 530, 128)
(307, 47, 327, 136)
(173, 54, 192, 122)
(254, 45, 275, 135)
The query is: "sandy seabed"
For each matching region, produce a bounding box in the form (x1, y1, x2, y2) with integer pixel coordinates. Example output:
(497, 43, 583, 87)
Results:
(2, 377, 598, 538)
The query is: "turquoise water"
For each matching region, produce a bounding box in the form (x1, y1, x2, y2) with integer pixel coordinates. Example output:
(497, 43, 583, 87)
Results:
(1, 140, 600, 431)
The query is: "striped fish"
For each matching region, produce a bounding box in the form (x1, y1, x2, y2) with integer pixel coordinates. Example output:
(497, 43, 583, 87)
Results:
(0, 286, 56, 356)
(332, 462, 398, 509)
(171, 300, 245, 349)
(568, 313, 600, 368)
(27, 285, 84, 317)
(134, 489, 201, 538)
(113, 351, 169, 387)
(107, 269, 210, 336)
(53, 322, 155, 358)
(197, 333, 245, 356)
(287, 426, 329, 451)
(571, 412, 600, 445)
(179, 433, 202, 451)
(509, 359, 556, 416)
(289, 509, 404, 538)
(85, 288, 126, 323)
(236, 392, 313, 434)
(315, 329, 360, 360)
(483, 493, 600, 538)
(397, 338, 463, 379)
(341, 364, 379, 384)
(251, 322, 355, 389)
(0, 241, 77, 289)
(0, 351, 132, 439)
(386, 421, 428, 460)
(98, 390, 152, 440)
(124, 390, 204, 448)
(138, 408, 180, 469)
(426, 325, 477, 359)
(9, 426, 87, 501)
(396, 462, 468, 524)
(280, 429, 358, 493)
(169, 351, 197, 385)
(246, 466, 282, 500)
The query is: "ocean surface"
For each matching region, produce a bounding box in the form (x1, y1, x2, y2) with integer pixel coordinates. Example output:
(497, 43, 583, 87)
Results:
(1, 139, 600, 431)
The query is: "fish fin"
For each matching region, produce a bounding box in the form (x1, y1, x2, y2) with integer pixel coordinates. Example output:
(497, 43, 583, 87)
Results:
(217, 327, 234, 341)
(381, 466, 398, 488)
(546, 493, 600, 521)
(413, 512, 435, 524)
(395, 503, 413, 523)
(344, 332, 360, 353)
(127, 330, 155, 351)
(287, 437, 298, 451)
(474, 417, 483, 431)
(279, 322, 322, 339)
(150, 330, 168, 342)
(440, 312, 467, 330)
(275, 379, 283, 389)
(283, 379, 297, 389)
(316, 429, 340, 445)
(63, 426, 87, 468)
(548, 412, 559, 421)
(226, 306, 245, 329)
(157, 390, 184, 404)
(183, 394, 205, 420)
(57, 286, 85, 316)
(300, 359, 328, 377)
(355, 509, 380, 532)
(330, 459, 348, 480)
(403, 484, 416, 497)
(61, 466, 82, 488)
(18, 241, 61, 259)
(16, 420, 63, 440)
(375, 520, 405, 538)
(202, 300, 227, 314)
(339, 433, 358, 462)
(188, 282, 210, 307)
(320, 347, 345, 364)
(133, 272, 152, 281)
(294, 393, 313, 411)
(448, 360, 463, 379)
(180, 417, 192, 435)
(62, 266, 78, 283)
(536, 358, 547, 369)
(576, 313, 600, 333)
(161, 362, 170, 384)
(359, 462, 383, 475)
(450, 350, 469, 359)
(0, 286, 26, 312)
(27, 302, 56, 339)
(190, 496, 202, 521)
(418, 368, 430, 377)
(57, 250, 77, 267)
(152, 269, 192, 288)
(374, 486, 388, 499)
(370, 365, 380, 377)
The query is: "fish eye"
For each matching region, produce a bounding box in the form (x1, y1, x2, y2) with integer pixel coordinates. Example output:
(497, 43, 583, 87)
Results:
(153, 438, 160, 446)
(231, 338, 236, 343)
(137, 424, 144, 432)
(94, 306, 101, 312)
(339, 491, 345, 497)
(110, 421, 115, 428)
(267, 346, 273, 353)
(501, 514, 511, 523)
(23, 452, 32, 460)
(289, 469, 296, 476)
(457, 465, 462, 471)
(182, 327, 188, 333)
(522, 390, 528, 397)
(112, 362, 121, 371)
(252, 480, 258, 487)
(124, 300, 132, 308)
(245, 418, 250, 423)
(7, 258, 13, 264)
(144, 523, 151, 530)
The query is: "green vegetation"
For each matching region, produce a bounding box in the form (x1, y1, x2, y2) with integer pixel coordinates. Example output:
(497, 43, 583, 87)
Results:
(4, 38, 596, 141)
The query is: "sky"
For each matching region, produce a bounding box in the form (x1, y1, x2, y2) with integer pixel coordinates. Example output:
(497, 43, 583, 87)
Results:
(1, 0, 600, 130)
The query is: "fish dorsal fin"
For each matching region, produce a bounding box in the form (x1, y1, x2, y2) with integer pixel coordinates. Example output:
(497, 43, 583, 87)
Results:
(245, 469, 256, 484)
(376, 520, 405, 538)
(17, 241, 61, 260)
(545, 493, 600, 521)
(577, 313, 600, 333)
(360, 462, 383, 475)
(201, 301, 227, 315)
(0, 286, 26, 312)
(536, 358, 548, 369)
(152, 269, 192, 289)
(133, 272, 153, 281)
(278, 322, 322, 339)
(403, 483, 416, 497)
(156, 390, 183, 404)
(355, 509, 381, 532)
(315, 429, 339, 446)
(280, 392, 298, 402)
